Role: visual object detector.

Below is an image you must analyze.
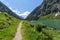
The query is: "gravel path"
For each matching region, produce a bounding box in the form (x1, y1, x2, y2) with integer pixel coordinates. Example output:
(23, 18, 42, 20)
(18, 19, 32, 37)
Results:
(13, 22, 22, 40)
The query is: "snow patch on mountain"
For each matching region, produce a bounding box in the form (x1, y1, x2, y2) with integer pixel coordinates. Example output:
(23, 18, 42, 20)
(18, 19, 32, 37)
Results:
(18, 11, 30, 19)
(9, 7, 20, 14)
(55, 12, 60, 17)
(9, 7, 30, 19)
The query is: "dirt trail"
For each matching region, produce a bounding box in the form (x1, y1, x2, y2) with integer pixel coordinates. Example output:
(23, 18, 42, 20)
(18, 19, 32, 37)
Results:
(13, 22, 22, 40)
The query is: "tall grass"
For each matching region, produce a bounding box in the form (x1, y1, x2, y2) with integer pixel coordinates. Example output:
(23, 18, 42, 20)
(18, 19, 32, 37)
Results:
(21, 21, 60, 40)
(0, 12, 20, 40)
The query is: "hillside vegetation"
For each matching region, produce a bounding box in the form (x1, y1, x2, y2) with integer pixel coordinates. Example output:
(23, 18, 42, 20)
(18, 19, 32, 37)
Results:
(39, 12, 60, 20)
(21, 0, 60, 40)
(0, 12, 20, 40)
(21, 21, 60, 40)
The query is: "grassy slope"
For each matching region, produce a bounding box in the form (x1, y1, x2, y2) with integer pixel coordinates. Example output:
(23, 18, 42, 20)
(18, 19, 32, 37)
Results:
(0, 12, 20, 40)
(39, 13, 60, 20)
(22, 13, 60, 40)
(21, 21, 60, 40)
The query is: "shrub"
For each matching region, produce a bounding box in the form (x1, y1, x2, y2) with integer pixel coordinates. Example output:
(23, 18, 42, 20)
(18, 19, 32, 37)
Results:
(30, 24, 34, 27)
(5, 14, 8, 17)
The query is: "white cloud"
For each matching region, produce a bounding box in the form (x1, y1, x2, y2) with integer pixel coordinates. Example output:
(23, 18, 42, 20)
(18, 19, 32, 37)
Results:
(18, 11, 30, 19)
(9, 7, 30, 19)
(9, 7, 20, 14)
(0, 0, 30, 19)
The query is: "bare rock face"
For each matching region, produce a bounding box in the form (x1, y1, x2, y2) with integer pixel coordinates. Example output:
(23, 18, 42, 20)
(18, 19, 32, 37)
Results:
(26, 0, 60, 20)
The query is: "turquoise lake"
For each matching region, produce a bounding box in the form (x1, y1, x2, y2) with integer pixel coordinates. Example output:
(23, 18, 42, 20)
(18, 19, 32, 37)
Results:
(31, 20, 60, 29)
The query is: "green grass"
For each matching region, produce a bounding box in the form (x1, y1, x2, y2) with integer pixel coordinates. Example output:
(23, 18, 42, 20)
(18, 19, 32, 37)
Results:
(0, 12, 20, 40)
(21, 21, 39, 40)
(21, 21, 60, 40)
(39, 13, 60, 20)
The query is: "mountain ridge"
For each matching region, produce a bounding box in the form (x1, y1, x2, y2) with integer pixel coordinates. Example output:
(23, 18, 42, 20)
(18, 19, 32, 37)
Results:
(0, 1, 23, 19)
(26, 0, 60, 20)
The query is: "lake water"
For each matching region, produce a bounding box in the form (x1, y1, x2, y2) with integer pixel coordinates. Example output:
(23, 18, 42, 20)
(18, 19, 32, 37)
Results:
(31, 20, 60, 29)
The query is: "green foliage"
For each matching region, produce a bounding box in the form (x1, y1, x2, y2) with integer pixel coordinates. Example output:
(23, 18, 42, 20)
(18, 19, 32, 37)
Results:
(39, 13, 60, 20)
(0, 12, 20, 40)
(39, 14, 55, 20)
(22, 21, 38, 40)
(21, 21, 60, 40)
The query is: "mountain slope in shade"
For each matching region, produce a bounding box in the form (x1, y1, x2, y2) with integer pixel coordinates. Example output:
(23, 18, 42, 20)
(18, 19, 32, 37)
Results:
(0, 2, 21, 40)
(26, 0, 60, 20)
(0, 1, 23, 19)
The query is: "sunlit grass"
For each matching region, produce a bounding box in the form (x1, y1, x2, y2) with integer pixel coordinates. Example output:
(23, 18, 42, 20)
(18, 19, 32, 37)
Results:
(0, 12, 20, 40)
(21, 21, 60, 40)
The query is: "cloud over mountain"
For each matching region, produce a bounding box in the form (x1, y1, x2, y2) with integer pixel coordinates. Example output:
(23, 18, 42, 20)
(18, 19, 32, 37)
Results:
(9, 7, 20, 14)
(9, 7, 30, 19)
(18, 11, 30, 19)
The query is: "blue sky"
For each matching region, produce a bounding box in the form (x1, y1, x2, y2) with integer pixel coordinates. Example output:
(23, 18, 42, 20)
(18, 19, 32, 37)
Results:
(0, 0, 43, 19)
(0, 0, 43, 13)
